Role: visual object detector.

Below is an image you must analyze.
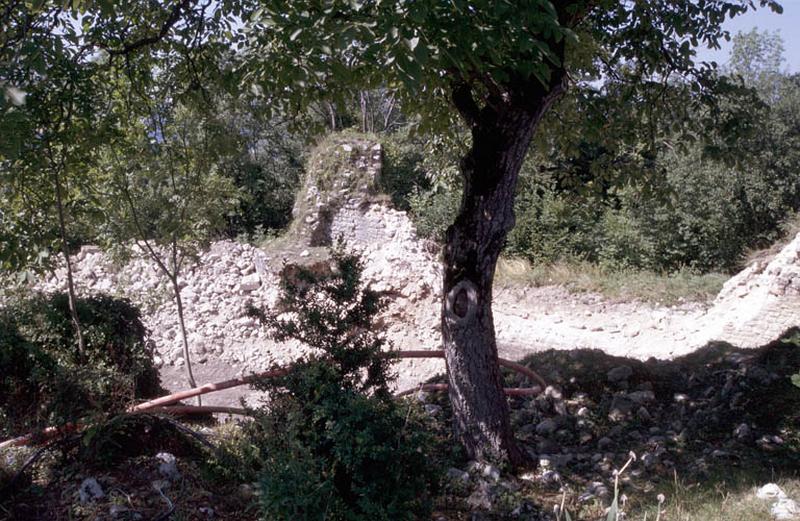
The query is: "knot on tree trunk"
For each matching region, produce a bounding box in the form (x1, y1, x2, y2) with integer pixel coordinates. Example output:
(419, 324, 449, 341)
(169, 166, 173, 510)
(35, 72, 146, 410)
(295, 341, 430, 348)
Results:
(445, 279, 479, 324)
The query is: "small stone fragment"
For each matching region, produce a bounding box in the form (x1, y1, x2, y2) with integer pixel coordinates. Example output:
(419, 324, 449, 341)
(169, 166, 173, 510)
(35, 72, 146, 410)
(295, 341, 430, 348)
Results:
(733, 423, 751, 440)
(239, 273, 261, 292)
(424, 404, 442, 416)
(446, 468, 470, 483)
(156, 452, 181, 481)
(79, 477, 105, 503)
(772, 498, 800, 520)
(536, 418, 558, 436)
(607, 365, 633, 383)
(757, 483, 788, 500)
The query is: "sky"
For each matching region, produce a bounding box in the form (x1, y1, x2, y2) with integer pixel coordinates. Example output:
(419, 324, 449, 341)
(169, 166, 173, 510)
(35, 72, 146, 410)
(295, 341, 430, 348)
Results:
(695, 0, 800, 73)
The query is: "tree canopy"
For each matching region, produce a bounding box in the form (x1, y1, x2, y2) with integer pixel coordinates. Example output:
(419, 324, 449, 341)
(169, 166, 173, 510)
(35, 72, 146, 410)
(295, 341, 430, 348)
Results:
(0, 0, 787, 465)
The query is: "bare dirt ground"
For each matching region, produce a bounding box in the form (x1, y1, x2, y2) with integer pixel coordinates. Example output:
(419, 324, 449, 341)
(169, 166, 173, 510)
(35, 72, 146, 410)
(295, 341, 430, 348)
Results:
(492, 285, 710, 361)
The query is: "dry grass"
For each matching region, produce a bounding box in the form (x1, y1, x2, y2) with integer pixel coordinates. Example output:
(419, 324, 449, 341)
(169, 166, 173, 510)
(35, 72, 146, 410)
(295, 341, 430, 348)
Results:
(495, 256, 727, 305)
(625, 472, 800, 521)
(548, 470, 800, 521)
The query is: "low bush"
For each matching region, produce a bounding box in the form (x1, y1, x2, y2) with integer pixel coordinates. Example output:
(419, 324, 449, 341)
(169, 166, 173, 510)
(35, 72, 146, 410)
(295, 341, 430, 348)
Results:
(503, 144, 800, 273)
(0, 293, 161, 438)
(507, 172, 602, 266)
(78, 413, 202, 468)
(241, 245, 441, 520)
(408, 186, 461, 241)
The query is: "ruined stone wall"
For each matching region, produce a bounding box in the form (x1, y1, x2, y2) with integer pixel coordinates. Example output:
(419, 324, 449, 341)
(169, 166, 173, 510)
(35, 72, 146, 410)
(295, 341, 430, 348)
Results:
(291, 137, 384, 247)
(19, 136, 446, 392)
(705, 232, 800, 347)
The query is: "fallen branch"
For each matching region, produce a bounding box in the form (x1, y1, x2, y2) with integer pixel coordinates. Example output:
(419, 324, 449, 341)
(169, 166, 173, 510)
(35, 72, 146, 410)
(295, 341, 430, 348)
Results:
(395, 350, 548, 389)
(1, 350, 545, 448)
(0, 423, 81, 450)
(130, 367, 290, 411)
(132, 350, 545, 412)
(395, 383, 542, 397)
(151, 405, 252, 417)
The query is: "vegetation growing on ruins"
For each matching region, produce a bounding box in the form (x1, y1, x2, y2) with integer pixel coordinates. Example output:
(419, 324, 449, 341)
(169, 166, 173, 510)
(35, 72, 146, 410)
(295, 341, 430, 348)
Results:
(3, 0, 800, 519)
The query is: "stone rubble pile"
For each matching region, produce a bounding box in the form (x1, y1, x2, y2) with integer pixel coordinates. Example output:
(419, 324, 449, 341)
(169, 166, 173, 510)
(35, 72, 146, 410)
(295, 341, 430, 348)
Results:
(757, 483, 800, 520)
(15, 137, 800, 393)
(31, 234, 445, 389)
(36, 241, 293, 369)
(29, 138, 446, 389)
(433, 338, 800, 518)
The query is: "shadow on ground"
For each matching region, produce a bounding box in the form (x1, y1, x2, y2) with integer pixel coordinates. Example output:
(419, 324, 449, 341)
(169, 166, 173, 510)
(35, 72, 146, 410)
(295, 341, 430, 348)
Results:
(426, 328, 800, 520)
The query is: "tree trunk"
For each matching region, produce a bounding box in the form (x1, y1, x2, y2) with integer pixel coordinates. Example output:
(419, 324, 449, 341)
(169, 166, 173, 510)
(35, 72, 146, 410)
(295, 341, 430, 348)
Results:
(171, 277, 201, 405)
(360, 90, 368, 133)
(443, 82, 566, 467)
(53, 168, 85, 357)
(327, 102, 337, 130)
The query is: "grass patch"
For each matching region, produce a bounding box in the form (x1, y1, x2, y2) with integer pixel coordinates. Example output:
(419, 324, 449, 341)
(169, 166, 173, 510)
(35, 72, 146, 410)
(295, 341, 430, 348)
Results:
(672, 474, 800, 521)
(628, 470, 800, 521)
(546, 465, 800, 521)
(495, 256, 727, 305)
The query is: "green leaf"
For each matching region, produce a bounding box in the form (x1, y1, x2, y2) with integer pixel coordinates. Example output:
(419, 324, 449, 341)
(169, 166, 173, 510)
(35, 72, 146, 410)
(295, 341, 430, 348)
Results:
(290, 28, 303, 41)
(791, 373, 800, 389)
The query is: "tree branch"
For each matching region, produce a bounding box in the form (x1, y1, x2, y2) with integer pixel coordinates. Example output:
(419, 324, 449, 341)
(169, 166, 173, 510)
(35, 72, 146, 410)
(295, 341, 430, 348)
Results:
(100, 0, 195, 56)
(451, 79, 481, 126)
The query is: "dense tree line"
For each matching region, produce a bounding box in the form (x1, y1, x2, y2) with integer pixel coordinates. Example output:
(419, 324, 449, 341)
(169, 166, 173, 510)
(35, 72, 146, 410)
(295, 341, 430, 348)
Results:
(408, 29, 800, 274)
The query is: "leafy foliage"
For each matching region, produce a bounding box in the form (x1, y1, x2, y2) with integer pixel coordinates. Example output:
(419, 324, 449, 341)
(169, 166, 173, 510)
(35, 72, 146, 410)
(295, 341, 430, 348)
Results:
(378, 129, 431, 211)
(0, 0, 790, 468)
(0, 293, 161, 438)
(408, 185, 463, 242)
(0, 2, 120, 275)
(253, 247, 394, 397)
(216, 95, 306, 237)
(501, 29, 800, 273)
(241, 245, 441, 520)
(100, 81, 239, 251)
(77, 413, 202, 468)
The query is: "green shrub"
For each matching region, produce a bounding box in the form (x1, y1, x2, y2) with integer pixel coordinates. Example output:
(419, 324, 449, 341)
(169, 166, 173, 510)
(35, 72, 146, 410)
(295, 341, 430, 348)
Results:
(218, 99, 305, 238)
(503, 141, 800, 274)
(508, 172, 602, 265)
(379, 129, 431, 211)
(254, 381, 437, 521)
(596, 206, 656, 270)
(78, 413, 202, 468)
(226, 158, 302, 235)
(244, 245, 441, 520)
(408, 186, 461, 241)
(0, 317, 57, 437)
(0, 293, 161, 438)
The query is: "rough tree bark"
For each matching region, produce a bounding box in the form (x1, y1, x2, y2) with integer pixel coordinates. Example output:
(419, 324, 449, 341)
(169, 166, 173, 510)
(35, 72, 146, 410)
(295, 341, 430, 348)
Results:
(442, 71, 567, 467)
